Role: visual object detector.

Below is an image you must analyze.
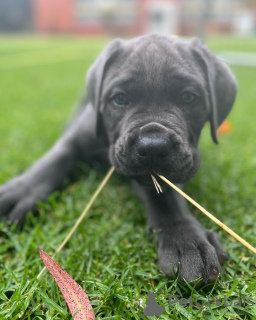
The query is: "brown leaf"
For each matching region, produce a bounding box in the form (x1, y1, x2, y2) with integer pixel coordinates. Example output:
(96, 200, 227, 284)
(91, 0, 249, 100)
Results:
(39, 249, 95, 320)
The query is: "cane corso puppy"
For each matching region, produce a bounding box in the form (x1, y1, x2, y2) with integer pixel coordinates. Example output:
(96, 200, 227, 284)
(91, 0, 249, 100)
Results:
(0, 34, 236, 283)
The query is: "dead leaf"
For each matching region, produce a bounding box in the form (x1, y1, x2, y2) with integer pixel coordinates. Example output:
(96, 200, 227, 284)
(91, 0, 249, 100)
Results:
(39, 249, 95, 320)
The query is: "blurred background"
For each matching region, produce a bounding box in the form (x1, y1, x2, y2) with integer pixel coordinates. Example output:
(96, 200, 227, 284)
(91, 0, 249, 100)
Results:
(0, 0, 256, 39)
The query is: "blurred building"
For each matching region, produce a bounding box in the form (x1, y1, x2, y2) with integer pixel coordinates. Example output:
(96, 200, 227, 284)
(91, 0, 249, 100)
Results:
(32, 0, 179, 36)
(180, 0, 256, 36)
(32, 0, 256, 37)
(0, 0, 32, 32)
(0, 0, 255, 36)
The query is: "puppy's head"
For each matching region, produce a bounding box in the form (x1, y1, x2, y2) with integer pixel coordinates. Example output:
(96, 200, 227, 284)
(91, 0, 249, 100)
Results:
(87, 34, 236, 184)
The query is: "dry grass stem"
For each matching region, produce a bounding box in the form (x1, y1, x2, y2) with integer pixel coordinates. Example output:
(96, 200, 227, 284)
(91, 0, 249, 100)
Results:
(37, 166, 115, 280)
(151, 174, 163, 193)
(158, 174, 256, 255)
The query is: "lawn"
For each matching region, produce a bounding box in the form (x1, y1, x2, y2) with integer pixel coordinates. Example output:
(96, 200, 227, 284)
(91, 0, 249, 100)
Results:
(0, 35, 256, 319)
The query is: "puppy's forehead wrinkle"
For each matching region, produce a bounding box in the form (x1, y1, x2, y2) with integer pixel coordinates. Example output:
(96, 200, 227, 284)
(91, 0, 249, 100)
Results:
(105, 39, 206, 97)
(122, 41, 169, 85)
(102, 73, 134, 98)
(139, 43, 165, 85)
(117, 50, 203, 94)
(120, 114, 187, 140)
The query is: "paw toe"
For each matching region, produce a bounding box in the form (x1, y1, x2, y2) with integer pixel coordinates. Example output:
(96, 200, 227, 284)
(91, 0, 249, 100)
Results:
(207, 231, 228, 265)
(198, 240, 222, 283)
(158, 247, 179, 278)
(179, 244, 205, 283)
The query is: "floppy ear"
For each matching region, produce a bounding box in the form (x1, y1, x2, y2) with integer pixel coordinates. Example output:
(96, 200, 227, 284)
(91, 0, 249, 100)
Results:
(191, 40, 237, 144)
(86, 38, 123, 138)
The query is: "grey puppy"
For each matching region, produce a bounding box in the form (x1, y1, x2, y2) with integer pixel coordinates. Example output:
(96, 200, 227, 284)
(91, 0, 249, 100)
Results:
(0, 34, 236, 283)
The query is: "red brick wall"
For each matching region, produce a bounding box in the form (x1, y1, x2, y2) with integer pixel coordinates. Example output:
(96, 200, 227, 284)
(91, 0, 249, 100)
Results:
(33, 0, 73, 33)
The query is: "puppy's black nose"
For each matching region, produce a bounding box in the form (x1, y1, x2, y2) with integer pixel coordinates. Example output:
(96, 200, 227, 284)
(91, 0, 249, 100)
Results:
(137, 135, 170, 161)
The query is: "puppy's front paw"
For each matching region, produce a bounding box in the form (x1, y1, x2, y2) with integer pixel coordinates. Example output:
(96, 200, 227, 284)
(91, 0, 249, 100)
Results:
(0, 176, 49, 223)
(157, 223, 228, 283)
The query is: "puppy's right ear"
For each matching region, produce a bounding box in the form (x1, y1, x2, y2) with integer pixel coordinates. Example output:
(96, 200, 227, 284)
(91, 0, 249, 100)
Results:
(86, 39, 123, 138)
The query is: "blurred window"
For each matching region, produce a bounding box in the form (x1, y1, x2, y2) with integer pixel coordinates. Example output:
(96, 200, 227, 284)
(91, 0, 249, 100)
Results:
(75, 0, 137, 25)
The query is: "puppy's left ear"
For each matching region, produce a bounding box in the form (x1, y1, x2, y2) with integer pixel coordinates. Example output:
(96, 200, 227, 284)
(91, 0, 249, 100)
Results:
(191, 39, 237, 144)
(86, 39, 123, 138)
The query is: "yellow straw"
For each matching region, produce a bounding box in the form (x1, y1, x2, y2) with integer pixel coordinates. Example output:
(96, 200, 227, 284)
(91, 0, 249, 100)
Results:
(158, 174, 256, 255)
(37, 166, 115, 279)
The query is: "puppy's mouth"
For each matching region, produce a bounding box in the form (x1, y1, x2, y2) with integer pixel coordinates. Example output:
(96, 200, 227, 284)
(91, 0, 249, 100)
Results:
(122, 163, 195, 185)
(130, 174, 162, 187)
(110, 145, 199, 185)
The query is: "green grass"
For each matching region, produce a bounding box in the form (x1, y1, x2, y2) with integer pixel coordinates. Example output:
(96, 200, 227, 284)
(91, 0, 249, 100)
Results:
(0, 35, 256, 319)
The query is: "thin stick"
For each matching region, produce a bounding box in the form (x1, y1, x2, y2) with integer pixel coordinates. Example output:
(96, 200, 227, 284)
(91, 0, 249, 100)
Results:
(151, 174, 163, 193)
(158, 174, 256, 255)
(37, 166, 115, 280)
(151, 174, 160, 193)
(154, 175, 162, 193)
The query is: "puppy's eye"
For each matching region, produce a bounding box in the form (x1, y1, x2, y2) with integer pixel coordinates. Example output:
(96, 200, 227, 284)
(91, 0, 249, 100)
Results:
(113, 93, 128, 107)
(181, 91, 196, 104)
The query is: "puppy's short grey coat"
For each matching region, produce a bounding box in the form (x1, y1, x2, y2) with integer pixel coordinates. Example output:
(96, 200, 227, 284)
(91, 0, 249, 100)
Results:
(0, 34, 237, 283)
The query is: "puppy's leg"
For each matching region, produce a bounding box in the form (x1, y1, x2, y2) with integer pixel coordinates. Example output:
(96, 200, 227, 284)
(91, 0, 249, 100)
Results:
(133, 183, 228, 283)
(0, 103, 102, 223)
